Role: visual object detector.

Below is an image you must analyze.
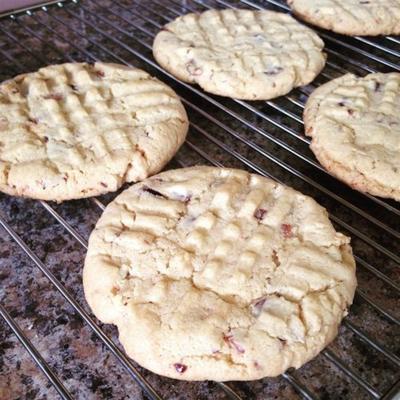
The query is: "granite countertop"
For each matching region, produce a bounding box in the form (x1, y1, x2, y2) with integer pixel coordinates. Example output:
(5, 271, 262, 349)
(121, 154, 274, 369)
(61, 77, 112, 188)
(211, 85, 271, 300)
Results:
(0, 0, 399, 399)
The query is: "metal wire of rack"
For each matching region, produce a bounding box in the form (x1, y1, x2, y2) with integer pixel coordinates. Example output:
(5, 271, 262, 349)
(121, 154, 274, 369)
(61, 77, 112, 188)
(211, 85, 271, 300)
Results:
(0, 0, 399, 399)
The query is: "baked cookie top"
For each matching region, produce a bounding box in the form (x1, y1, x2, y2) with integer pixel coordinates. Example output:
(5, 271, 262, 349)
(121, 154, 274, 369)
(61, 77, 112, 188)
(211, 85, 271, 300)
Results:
(0, 62, 188, 201)
(305, 73, 400, 201)
(83, 166, 356, 381)
(288, 0, 400, 36)
(153, 9, 326, 100)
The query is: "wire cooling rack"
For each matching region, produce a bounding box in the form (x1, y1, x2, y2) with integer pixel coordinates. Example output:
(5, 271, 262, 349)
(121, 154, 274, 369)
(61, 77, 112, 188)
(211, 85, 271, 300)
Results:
(0, 1, 399, 399)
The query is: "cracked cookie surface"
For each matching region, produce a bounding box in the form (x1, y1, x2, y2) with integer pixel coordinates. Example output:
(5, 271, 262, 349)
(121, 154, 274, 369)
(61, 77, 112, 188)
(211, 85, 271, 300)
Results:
(153, 9, 326, 100)
(288, 0, 400, 36)
(0, 62, 188, 201)
(83, 166, 356, 381)
(305, 73, 400, 201)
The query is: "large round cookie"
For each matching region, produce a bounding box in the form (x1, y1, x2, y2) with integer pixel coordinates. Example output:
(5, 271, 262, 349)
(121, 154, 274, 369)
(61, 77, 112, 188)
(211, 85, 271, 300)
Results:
(305, 73, 400, 201)
(153, 9, 326, 100)
(0, 63, 188, 201)
(84, 166, 356, 381)
(288, 0, 400, 36)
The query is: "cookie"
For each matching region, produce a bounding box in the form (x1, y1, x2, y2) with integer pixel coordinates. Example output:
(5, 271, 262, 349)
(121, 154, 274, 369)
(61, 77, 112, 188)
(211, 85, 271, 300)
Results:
(153, 9, 326, 100)
(0, 62, 188, 201)
(83, 166, 356, 381)
(305, 73, 400, 201)
(288, 0, 400, 36)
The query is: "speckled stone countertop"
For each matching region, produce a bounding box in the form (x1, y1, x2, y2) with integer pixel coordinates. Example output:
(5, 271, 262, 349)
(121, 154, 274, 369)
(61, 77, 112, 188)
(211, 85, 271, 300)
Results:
(0, 0, 399, 399)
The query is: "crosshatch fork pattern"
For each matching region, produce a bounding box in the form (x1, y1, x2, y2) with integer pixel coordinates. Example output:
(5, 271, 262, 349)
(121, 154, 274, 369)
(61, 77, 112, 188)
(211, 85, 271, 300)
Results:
(0, 61, 187, 200)
(0, 0, 399, 399)
(152, 8, 326, 99)
(84, 166, 356, 381)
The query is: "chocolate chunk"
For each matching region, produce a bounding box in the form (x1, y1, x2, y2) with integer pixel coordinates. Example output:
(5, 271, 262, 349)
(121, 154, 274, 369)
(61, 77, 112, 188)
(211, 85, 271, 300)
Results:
(43, 93, 63, 101)
(272, 249, 280, 267)
(254, 208, 267, 221)
(186, 60, 202, 76)
(173, 363, 187, 373)
(142, 186, 168, 199)
(250, 297, 266, 317)
(281, 223, 293, 238)
(264, 66, 283, 76)
(374, 81, 381, 92)
(223, 333, 245, 353)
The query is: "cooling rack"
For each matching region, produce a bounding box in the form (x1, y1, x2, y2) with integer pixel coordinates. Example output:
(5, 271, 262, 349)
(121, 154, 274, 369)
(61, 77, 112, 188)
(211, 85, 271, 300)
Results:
(0, 0, 399, 399)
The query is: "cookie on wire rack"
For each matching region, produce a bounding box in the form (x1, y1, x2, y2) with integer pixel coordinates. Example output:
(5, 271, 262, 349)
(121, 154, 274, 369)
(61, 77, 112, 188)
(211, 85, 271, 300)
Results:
(153, 9, 326, 100)
(305, 72, 400, 201)
(288, 0, 400, 36)
(0, 62, 188, 201)
(83, 166, 357, 381)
